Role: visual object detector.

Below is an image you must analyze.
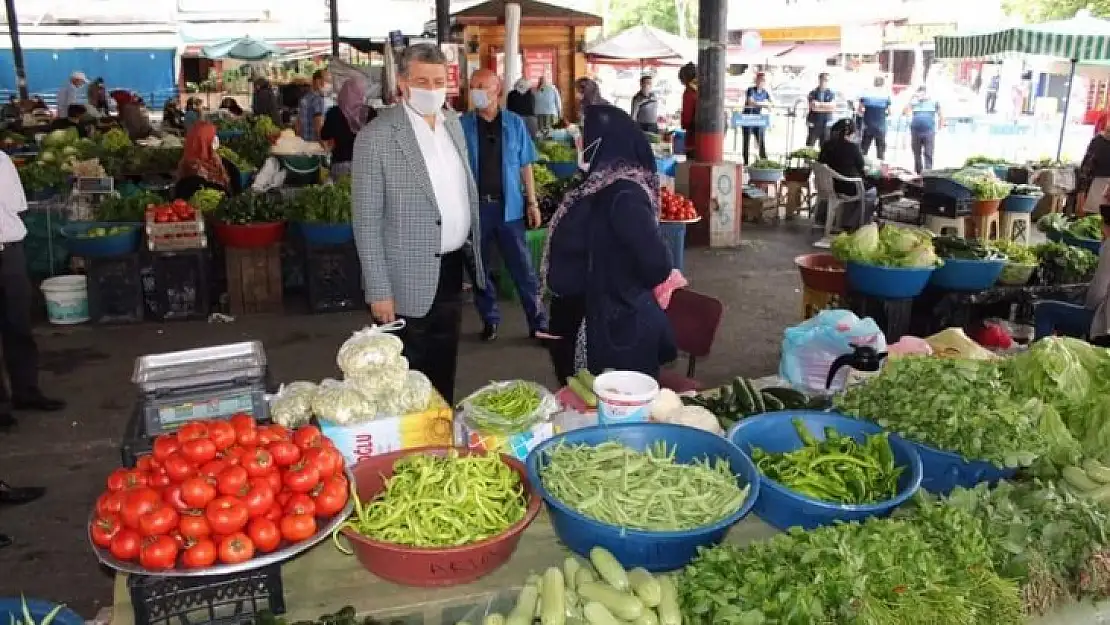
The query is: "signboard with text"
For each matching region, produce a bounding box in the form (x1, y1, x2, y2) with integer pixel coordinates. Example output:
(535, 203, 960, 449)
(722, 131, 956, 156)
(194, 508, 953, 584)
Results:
(441, 43, 461, 96)
(523, 49, 556, 85)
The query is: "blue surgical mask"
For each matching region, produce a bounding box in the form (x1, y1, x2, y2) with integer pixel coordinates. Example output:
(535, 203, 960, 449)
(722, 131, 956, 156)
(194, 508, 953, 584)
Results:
(469, 89, 490, 110)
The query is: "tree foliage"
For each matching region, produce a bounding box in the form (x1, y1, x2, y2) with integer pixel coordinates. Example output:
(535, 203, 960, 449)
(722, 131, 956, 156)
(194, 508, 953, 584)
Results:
(1003, 0, 1110, 22)
(600, 0, 697, 37)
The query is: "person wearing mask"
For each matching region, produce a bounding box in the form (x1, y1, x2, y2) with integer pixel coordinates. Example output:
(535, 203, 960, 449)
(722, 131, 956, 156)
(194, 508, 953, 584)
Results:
(1034, 203, 1110, 345)
(630, 75, 661, 134)
(173, 121, 240, 200)
(858, 75, 892, 160)
(905, 85, 942, 174)
(296, 70, 330, 142)
(251, 78, 281, 125)
(1079, 124, 1110, 215)
(0, 150, 66, 432)
(218, 97, 244, 117)
(534, 75, 562, 132)
(539, 104, 677, 383)
(986, 72, 1000, 114)
(460, 69, 548, 343)
(506, 78, 538, 137)
(817, 118, 876, 231)
(56, 71, 86, 118)
(806, 73, 836, 147)
(87, 78, 108, 115)
(351, 43, 484, 404)
(0, 477, 46, 548)
(49, 105, 91, 138)
(321, 76, 374, 181)
(741, 72, 772, 165)
(679, 63, 698, 159)
(574, 77, 609, 123)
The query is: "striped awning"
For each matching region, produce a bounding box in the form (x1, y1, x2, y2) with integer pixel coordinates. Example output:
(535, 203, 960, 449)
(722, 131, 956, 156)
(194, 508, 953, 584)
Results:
(935, 12, 1110, 61)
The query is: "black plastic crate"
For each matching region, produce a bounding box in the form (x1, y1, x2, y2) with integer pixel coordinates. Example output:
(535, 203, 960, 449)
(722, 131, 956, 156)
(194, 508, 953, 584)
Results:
(120, 403, 149, 468)
(304, 241, 363, 313)
(142, 249, 211, 321)
(920, 192, 972, 219)
(847, 292, 913, 343)
(87, 253, 144, 324)
(128, 564, 285, 625)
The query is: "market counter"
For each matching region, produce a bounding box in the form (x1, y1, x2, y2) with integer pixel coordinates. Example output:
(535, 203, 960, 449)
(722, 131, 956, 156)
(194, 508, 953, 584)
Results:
(109, 512, 1110, 625)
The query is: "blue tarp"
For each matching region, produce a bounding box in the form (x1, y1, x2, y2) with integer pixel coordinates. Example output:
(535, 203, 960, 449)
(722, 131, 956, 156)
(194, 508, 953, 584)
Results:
(0, 49, 177, 108)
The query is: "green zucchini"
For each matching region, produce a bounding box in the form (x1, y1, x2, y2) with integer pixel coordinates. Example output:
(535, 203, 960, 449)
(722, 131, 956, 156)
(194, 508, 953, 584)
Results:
(1083, 458, 1110, 484)
(563, 557, 582, 589)
(631, 611, 660, 625)
(762, 386, 809, 409)
(574, 566, 597, 589)
(760, 390, 785, 411)
(589, 547, 629, 591)
(541, 567, 567, 625)
(577, 583, 644, 621)
(627, 568, 662, 607)
(582, 602, 623, 625)
(568, 375, 598, 408)
(747, 378, 766, 413)
(656, 577, 681, 625)
(507, 585, 539, 625)
(1063, 465, 1101, 491)
(731, 377, 754, 413)
(576, 368, 597, 388)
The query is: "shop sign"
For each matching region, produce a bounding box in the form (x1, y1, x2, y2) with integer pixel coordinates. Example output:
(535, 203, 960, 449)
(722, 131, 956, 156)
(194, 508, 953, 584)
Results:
(523, 49, 556, 84)
(759, 25, 841, 43)
(441, 43, 461, 96)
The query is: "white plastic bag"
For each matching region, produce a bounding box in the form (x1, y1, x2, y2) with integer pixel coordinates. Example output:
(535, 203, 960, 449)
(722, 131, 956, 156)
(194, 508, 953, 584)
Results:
(336, 321, 405, 375)
(397, 370, 434, 413)
(269, 380, 318, 428)
(346, 361, 409, 399)
(779, 309, 886, 393)
(311, 379, 378, 425)
(459, 380, 558, 436)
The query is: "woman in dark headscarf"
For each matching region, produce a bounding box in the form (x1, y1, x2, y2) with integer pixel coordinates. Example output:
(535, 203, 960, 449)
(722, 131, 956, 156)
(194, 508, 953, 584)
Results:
(573, 77, 609, 124)
(539, 104, 677, 384)
(817, 117, 876, 231)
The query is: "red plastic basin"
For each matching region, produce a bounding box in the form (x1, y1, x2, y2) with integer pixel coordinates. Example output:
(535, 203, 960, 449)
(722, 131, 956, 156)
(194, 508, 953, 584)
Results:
(795, 253, 846, 294)
(214, 221, 285, 248)
(341, 446, 542, 587)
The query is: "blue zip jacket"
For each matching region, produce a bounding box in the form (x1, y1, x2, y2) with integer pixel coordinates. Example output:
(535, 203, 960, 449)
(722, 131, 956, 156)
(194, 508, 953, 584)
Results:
(460, 108, 538, 222)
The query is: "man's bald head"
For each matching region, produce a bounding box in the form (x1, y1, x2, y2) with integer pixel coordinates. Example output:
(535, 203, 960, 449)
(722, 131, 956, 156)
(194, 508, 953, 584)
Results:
(469, 68, 502, 114)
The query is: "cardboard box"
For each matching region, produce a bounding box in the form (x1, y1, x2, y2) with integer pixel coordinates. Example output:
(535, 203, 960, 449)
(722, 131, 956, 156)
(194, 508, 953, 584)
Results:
(320, 395, 454, 466)
(455, 420, 556, 461)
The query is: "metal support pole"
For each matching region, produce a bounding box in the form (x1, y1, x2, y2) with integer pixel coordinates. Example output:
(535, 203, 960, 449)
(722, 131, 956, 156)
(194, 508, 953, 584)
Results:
(435, 0, 451, 44)
(694, 0, 726, 162)
(329, 0, 340, 57)
(4, 0, 28, 101)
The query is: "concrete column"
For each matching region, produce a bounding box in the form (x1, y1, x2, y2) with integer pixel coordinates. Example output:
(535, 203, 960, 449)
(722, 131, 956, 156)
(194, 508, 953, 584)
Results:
(693, 0, 726, 163)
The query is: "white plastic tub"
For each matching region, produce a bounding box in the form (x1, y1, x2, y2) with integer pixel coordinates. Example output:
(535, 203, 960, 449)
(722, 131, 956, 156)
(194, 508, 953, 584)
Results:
(593, 370, 659, 426)
(41, 275, 88, 325)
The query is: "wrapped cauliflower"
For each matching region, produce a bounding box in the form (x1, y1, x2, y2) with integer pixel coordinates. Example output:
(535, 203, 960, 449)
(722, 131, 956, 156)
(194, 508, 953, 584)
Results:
(336, 325, 405, 375)
(270, 381, 318, 428)
(397, 371, 434, 414)
(311, 379, 378, 425)
(347, 362, 408, 399)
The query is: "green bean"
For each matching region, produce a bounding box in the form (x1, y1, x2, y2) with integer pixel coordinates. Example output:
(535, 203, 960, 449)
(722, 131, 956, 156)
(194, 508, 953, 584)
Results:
(464, 380, 545, 434)
(339, 450, 528, 547)
(538, 441, 750, 531)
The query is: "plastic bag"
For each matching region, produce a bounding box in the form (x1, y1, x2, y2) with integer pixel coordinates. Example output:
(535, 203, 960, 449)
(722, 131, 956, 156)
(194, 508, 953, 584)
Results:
(779, 309, 886, 393)
(459, 380, 558, 436)
(346, 362, 409, 399)
(269, 381, 318, 428)
(336, 321, 405, 375)
(397, 370, 434, 414)
(311, 379, 378, 425)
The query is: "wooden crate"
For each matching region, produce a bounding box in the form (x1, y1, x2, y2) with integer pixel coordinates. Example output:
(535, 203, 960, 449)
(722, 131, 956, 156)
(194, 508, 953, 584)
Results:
(225, 244, 283, 315)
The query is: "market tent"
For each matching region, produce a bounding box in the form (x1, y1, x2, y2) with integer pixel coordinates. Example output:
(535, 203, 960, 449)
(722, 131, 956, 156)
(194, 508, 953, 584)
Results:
(201, 37, 288, 61)
(934, 10, 1110, 158)
(585, 25, 695, 65)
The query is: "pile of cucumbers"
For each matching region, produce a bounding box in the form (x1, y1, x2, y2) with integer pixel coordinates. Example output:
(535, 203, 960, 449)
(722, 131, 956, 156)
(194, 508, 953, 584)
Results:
(681, 377, 822, 430)
(1060, 459, 1110, 502)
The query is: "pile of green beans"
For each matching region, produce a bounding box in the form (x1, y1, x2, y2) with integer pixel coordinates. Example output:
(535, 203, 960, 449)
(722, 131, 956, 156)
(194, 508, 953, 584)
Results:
(751, 418, 904, 505)
(341, 450, 527, 547)
(464, 380, 544, 434)
(539, 441, 749, 531)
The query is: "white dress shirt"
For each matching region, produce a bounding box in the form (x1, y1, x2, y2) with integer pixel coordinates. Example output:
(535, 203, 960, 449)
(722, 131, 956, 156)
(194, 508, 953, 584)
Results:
(56, 82, 80, 116)
(0, 152, 28, 244)
(404, 103, 470, 253)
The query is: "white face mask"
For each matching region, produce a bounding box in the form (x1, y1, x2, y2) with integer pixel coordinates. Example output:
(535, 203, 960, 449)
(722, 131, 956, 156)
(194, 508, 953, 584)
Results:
(469, 89, 491, 110)
(212, 137, 220, 151)
(578, 137, 601, 172)
(408, 87, 447, 116)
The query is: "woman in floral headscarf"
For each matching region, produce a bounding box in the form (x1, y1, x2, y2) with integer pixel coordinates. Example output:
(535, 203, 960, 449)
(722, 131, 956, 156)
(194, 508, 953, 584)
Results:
(321, 76, 374, 180)
(539, 104, 677, 384)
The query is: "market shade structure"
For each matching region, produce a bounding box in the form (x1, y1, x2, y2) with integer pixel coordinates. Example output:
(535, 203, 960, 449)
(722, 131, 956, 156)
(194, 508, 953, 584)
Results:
(585, 24, 695, 65)
(201, 37, 287, 61)
(934, 10, 1110, 158)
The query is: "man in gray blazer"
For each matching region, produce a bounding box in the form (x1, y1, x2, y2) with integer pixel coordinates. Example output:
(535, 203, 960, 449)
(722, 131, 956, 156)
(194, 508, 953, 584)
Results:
(351, 43, 484, 403)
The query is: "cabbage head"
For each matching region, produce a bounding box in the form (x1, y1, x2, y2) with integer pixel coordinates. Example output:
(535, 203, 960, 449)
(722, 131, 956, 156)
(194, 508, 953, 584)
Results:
(42, 128, 77, 149)
(831, 223, 879, 262)
(904, 244, 940, 268)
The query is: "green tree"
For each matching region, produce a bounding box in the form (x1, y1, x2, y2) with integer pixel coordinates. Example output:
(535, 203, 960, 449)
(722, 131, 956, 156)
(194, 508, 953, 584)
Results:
(1003, 0, 1110, 22)
(599, 0, 697, 37)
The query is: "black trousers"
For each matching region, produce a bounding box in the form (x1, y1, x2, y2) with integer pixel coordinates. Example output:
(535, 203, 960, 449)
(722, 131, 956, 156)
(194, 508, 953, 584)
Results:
(742, 127, 767, 164)
(397, 250, 464, 404)
(860, 128, 887, 160)
(805, 123, 829, 148)
(543, 294, 586, 388)
(0, 243, 39, 405)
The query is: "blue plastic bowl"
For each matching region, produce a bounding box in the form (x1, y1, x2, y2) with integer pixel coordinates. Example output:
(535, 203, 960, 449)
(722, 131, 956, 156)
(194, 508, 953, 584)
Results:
(526, 423, 760, 572)
(846, 261, 935, 299)
(60, 222, 141, 257)
(929, 257, 1006, 291)
(1002, 193, 1039, 213)
(300, 221, 353, 245)
(728, 411, 922, 531)
(892, 435, 1015, 495)
(1063, 231, 1102, 255)
(0, 598, 84, 625)
(990, 165, 1010, 180)
(748, 168, 784, 183)
(217, 129, 245, 142)
(546, 161, 578, 180)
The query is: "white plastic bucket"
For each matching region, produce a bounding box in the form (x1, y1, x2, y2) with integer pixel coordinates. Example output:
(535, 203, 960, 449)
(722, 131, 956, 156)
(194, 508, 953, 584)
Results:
(41, 275, 89, 325)
(594, 370, 659, 425)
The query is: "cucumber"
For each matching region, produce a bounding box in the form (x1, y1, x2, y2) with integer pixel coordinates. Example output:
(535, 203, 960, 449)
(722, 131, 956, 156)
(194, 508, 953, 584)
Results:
(541, 567, 567, 625)
(589, 547, 629, 591)
(762, 386, 809, 409)
(760, 390, 785, 411)
(564, 557, 582, 589)
(578, 582, 644, 621)
(568, 375, 598, 408)
(628, 568, 662, 607)
(1063, 465, 1101, 491)
(507, 585, 540, 625)
(1083, 458, 1110, 484)
(582, 602, 624, 625)
(747, 378, 766, 413)
(731, 378, 754, 414)
(656, 577, 681, 625)
(574, 566, 597, 589)
(632, 611, 660, 625)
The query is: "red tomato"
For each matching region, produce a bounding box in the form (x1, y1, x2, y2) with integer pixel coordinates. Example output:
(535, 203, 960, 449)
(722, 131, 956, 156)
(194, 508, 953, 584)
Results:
(161, 484, 190, 512)
(262, 470, 282, 495)
(180, 477, 218, 509)
(207, 421, 237, 451)
(136, 456, 159, 473)
(240, 479, 275, 518)
(312, 476, 350, 518)
(234, 424, 259, 447)
(264, 424, 292, 441)
(218, 532, 255, 564)
(90, 514, 123, 548)
(266, 441, 301, 467)
(216, 465, 249, 497)
(109, 528, 142, 561)
(139, 504, 180, 537)
(247, 518, 281, 553)
(283, 461, 320, 494)
(180, 438, 218, 465)
(279, 514, 317, 542)
(120, 488, 162, 529)
(228, 413, 255, 432)
(152, 435, 180, 462)
(205, 496, 249, 535)
(221, 444, 247, 466)
(283, 493, 315, 517)
(263, 503, 283, 523)
(242, 447, 275, 477)
(96, 491, 124, 517)
(181, 537, 217, 568)
(303, 447, 342, 480)
(139, 535, 179, 570)
(105, 468, 130, 492)
(161, 452, 196, 482)
(292, 425, 322, 450)
(178, 510, 211, 539)
(199, 459, 230, 479)
(176, 422, 209, 443)
(148, 470, 171, 489)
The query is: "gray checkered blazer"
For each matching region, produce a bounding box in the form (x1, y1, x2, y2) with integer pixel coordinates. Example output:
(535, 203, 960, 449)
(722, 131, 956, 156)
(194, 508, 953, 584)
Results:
(351, 104, 485, 318)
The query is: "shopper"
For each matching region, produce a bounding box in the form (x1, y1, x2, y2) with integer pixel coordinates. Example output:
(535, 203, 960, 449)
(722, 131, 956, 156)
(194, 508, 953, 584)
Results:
(162, 99, 185, 133)
(806, 73, 836, 147)
(87, 77, 108, 114)
(858, 75, 891, 160)
(351, 43, 483, 404)
(574, 77, 609, 126)
(539, 104, 676, 384)
(630, 74, 661, 134)
(174, 121, 234, 200)
(0, 478, 47, 549)
(296, 70, 330, 142)
(460, 68, 548, 343)
(111, 91, 154, 141)
(741, 72, 772, 165)
(49, 105, 91, 138)
(55, 71, 86, 118)
(1034, 203, 1110, 345)
(183, 97, 203, 131)
(321, 75, 374, 181)
(0, 151, 65, 431)
(218, 97, 244, 117)
(817, 118, 876, 231)
(905, 85, 942, 174)
(1080, 124, 1110, 215)
(678, 63, 698, 159)
(985, 72, 1000, 114)
(534, 75, 562, 131)
(506, 78, 538, 137)
(251, 78, 281, 126)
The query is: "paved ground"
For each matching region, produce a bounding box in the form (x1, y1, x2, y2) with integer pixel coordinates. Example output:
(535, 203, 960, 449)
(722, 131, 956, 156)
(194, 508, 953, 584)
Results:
(0, 223, 814, 615)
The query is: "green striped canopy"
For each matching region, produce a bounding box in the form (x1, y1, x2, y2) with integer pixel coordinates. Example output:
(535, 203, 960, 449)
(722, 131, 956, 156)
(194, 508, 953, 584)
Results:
(935, 13, 1110, 61)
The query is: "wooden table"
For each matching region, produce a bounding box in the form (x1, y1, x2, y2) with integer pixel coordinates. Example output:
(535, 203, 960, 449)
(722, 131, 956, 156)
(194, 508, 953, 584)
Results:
(109, 512, 1110, 625)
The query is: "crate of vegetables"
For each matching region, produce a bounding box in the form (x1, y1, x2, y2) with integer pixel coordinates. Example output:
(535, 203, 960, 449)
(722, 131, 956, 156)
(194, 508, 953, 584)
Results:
(145, 200, 207, 252)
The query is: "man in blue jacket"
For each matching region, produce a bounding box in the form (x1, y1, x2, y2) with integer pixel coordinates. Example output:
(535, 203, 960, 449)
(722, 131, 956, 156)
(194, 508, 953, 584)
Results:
(858, 76, 891, 160)
(460, 68, 548, 342)
(905, 85, 943, 174)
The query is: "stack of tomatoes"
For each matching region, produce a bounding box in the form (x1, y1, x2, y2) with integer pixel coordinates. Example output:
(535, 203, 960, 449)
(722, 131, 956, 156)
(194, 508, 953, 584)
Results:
(660, 187, 698, 222)
(147, 200, 197, 224)
(90, 414, 349, 571)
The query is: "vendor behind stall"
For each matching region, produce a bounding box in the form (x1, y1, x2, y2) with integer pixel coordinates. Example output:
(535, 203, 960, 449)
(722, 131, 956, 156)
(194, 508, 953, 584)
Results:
(173, 120, 242, 200)
(49, 105, 92, 138)
(817, 118, 876, 231)
(1079, 125, 1110, 215)
(320, 76, 374, 180)
(219, 97, 245, 117)
(1034, 203, 1110, 346)
(111, 91, 153, 140)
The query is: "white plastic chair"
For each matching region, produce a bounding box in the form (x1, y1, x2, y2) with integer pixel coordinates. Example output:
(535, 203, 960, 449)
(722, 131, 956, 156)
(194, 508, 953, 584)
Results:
(812, 162, 866, 248)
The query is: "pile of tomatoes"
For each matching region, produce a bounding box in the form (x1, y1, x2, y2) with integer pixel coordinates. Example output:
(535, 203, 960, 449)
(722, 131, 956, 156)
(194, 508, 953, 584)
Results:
(660, 188, 698, 222)
(90, 414, 350, 571)
(147, 199, 197, 224)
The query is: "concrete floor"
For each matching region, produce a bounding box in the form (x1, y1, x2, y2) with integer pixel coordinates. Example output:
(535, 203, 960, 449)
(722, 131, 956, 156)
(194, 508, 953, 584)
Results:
(0, 223, 814, 615)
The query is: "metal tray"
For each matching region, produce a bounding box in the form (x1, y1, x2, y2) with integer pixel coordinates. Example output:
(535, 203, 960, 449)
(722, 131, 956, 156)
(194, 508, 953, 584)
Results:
(132, 341, 267, 394)
(90, 471, 353, 577)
